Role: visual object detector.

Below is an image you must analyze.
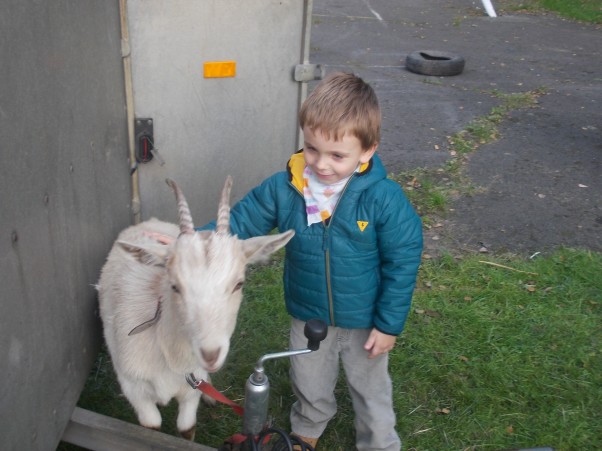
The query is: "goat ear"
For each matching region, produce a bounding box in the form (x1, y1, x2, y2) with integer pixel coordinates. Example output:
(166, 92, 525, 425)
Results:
(117, 240, 169, 267)
(243, 230, 295, 264)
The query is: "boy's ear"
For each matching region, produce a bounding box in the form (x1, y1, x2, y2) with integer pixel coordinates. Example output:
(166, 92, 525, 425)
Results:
(360, 143, 378, 164)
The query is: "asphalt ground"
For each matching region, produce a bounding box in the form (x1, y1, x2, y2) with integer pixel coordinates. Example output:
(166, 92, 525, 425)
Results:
(309, 0, 602, 256)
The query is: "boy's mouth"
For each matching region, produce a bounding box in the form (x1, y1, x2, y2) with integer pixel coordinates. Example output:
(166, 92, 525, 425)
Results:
(316, 171, 334, 180)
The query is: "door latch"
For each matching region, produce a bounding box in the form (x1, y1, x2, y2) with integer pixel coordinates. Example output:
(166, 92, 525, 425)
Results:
(135, 118, 154, 163)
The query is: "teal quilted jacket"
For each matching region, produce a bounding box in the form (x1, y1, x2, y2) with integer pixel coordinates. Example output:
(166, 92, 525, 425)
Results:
(202, 152, 423, 335)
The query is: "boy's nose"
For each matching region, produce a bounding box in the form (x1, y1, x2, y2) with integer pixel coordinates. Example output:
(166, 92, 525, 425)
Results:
(315, 156, 328, 171)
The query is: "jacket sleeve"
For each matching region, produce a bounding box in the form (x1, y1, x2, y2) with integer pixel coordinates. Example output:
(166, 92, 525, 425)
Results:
(196, 173, 282, 239)
(374, 182, 423, 335)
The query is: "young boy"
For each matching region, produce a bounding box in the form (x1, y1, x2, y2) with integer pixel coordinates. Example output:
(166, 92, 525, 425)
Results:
(205, 72, 423, 450)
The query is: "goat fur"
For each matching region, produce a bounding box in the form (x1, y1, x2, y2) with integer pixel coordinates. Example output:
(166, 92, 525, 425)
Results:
(97, 179, 294, 439)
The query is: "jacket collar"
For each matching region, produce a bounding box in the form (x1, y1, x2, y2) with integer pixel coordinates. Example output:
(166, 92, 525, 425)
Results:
(287, 150, 376, 192)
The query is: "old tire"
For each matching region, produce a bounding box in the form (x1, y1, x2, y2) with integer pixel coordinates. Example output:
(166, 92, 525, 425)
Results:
(405, 50, 465, 76)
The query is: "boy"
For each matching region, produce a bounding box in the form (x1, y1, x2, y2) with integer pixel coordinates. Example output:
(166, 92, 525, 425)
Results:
(204, 72, 422, 450)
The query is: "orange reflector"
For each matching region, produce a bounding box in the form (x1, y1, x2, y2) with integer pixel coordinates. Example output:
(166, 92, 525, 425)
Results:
(203, 61, 236, 78)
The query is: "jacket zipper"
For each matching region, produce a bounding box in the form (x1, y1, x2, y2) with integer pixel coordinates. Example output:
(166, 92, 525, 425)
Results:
(322, 174, 355, 327)
(324, 236, 335, 325)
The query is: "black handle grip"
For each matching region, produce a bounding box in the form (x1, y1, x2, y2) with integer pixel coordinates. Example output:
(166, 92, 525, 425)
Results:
(304, 319, 328, 351)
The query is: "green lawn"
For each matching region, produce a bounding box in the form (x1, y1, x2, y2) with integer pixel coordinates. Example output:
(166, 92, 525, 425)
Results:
(498, 0, 602, 23)
(68, 248, 601, 450)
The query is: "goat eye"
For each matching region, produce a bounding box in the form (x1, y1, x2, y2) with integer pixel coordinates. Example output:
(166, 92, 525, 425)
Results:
(233, 281, 244, 293)
(171, 284, 180, 294)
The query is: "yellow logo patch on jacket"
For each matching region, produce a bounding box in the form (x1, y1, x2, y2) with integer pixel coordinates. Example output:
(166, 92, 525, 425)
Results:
(357, 221, 369, 232)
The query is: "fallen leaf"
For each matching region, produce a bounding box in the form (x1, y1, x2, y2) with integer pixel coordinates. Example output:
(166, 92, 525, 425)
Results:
(459, 355, 469, 362)
(425, 309, 441, 318)
(506, 425, 514, 434)
(525, 285, 536, 292)
(414, 309, 425, 315)
(435, 407, 451, 415)
(406, 177, 421, 188)
(464, 296, 472, 302)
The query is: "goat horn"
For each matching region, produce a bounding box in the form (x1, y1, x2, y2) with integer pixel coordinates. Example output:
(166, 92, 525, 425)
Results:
(215, 176, 233, 235)
(165, 178, 195, 235)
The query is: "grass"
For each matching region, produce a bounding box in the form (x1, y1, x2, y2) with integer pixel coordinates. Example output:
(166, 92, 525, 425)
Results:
(65, 248, 602, 450)
(496, 0, 602, 23)
(399, 250, 602, 450)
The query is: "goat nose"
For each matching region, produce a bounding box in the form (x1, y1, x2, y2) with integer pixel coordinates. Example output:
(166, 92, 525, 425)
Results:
(201, 348, 220, 367)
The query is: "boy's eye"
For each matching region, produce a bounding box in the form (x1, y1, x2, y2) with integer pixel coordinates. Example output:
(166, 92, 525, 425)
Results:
(333, 154, 344, 160)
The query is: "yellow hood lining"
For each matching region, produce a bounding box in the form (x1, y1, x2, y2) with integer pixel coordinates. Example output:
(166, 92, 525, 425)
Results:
(288, 151, 371, 192)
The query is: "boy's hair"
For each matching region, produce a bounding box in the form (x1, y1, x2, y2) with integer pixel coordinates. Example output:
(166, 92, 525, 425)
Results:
(299, 72, 381, 150)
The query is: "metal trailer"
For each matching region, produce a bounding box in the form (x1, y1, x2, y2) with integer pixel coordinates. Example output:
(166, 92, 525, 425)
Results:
(0, 1, 316, 449)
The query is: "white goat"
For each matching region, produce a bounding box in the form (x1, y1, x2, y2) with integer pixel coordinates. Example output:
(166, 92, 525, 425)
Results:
(98, 177, 294, 439)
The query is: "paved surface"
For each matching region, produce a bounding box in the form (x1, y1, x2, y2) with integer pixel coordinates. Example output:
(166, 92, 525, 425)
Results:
(310, 0, 602, 256)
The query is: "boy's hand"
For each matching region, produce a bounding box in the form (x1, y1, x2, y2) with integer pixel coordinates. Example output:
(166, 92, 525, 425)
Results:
(364, 328, 396, 359)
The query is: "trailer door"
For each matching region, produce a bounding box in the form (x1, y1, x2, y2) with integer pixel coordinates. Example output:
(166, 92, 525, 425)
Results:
(127, 0, 315, 224)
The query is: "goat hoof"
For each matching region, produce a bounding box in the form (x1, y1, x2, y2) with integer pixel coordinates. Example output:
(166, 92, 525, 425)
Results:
(180, 426, 196, 441)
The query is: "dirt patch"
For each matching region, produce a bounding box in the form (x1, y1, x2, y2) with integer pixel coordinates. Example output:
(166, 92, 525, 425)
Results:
(423, 90, 602, 257)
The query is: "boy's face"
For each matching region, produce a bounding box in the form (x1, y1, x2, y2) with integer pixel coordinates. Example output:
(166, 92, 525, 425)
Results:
(302, 127, 377, 184)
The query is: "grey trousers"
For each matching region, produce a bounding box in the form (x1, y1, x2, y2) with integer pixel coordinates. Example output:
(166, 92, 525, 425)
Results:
(289, 318, 401, 451)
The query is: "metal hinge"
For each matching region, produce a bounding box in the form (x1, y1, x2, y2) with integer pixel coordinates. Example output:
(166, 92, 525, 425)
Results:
(294, 64, 324, 82)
